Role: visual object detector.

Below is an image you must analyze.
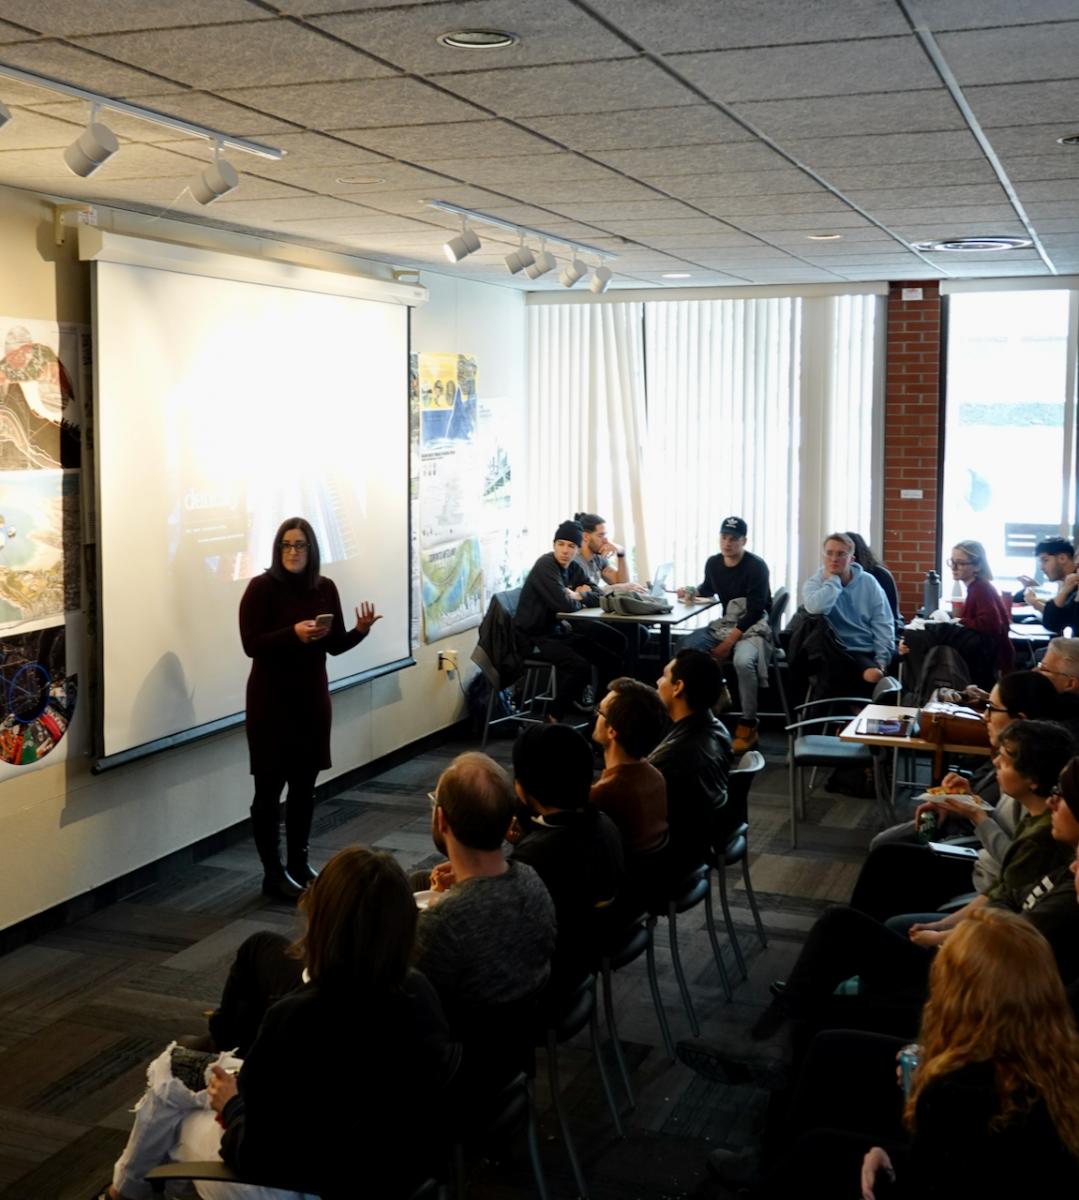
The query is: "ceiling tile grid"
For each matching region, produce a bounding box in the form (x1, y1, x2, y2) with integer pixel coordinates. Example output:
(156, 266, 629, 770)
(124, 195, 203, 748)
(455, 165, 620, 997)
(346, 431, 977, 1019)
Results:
(0, 0, 1076, 287)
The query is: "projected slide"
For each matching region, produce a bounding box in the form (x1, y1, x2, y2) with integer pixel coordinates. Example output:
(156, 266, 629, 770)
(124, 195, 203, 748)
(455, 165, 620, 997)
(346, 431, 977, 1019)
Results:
(94, 255, 410, 760)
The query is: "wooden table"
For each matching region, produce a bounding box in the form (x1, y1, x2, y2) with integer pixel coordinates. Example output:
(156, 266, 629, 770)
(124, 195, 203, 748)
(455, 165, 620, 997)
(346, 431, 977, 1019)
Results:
(557, 596, 720, 664)
(839, 702, 991, 794)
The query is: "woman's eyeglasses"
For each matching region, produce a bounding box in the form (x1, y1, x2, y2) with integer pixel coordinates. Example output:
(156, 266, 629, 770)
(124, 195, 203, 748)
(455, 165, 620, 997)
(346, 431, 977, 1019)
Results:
(280, 540, 309, 552)
(946, 557, 974, 568)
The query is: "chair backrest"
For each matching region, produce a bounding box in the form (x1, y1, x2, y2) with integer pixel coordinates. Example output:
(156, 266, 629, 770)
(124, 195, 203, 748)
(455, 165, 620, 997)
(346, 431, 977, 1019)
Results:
(493, 587, 522, 619)
(871, 674, 902, 706)
(768, 586, 790, 634)
(725, 749, 766, 827)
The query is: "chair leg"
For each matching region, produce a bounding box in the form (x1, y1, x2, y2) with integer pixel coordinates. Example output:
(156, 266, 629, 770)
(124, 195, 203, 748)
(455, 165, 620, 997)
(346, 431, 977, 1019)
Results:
(741, 854, 768, 948)
(665, 905, 700, 1037)
(545, 1028, 590, 1199)
(589, 980, 625, 1137)
(644, 916, 675, 1060)
(789, 760, 799, 850)
(481, 685, 496, 750)
(702, 873, 734, 1001)
(601, 960, 635, 1108)
(525, 1077, 551, 1200)
(716, 865, 748, 980)
(798, 764, 807, 821)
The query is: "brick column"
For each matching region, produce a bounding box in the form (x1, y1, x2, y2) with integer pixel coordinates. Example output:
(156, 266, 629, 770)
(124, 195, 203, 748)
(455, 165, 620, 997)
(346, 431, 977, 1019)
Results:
(883, 281, 943, 617)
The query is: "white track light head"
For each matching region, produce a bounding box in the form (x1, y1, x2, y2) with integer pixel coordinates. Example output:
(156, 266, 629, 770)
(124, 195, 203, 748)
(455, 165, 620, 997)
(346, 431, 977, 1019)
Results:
(63, 120, 118, 177)
(525, 247, 556, 279)
(444, 221, 481, 262)
(590, 264, 612, 294)
(559, 256, 587, 287)
(191, 155, 239, 204)
(504, 237, 535, 275)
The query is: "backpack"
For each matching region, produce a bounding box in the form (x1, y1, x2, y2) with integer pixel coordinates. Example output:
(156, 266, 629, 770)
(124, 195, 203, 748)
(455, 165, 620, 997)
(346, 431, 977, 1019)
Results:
(599, 593, 672, 616)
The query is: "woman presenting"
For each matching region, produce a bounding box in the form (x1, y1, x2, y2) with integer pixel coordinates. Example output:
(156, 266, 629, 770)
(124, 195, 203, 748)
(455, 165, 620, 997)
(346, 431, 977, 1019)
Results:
(239, 517, 380, 900)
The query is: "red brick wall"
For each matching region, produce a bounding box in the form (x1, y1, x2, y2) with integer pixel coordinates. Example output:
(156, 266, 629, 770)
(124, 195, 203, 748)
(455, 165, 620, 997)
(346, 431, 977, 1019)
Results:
(883, 281, 942, 617)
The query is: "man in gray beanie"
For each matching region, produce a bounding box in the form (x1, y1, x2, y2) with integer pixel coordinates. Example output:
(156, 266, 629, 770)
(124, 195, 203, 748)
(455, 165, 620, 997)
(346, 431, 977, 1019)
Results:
(514, 520, 626, 719)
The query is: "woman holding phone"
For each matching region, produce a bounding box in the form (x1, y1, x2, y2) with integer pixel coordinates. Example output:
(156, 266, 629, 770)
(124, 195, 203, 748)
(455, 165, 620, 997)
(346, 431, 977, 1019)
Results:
(239, 517, 380, 900)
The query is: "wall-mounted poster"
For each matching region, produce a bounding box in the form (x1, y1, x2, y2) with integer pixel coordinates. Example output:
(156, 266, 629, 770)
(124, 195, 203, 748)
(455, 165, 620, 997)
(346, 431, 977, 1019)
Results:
(421, 536, 484, 642)
(0, 314, 89, 775)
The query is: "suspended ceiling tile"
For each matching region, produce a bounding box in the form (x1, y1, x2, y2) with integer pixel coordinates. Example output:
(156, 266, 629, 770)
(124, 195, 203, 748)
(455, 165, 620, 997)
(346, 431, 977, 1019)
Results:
(936, 22, 1079, 86)
(999, 154, 1079, 181)
(735, 210, 876, 232)
(519, 106, 754, 151)
(0, 40, 186, 95)
(454, 201, 593, 225)
(429, 58, 697, 118)
(405, 152, 619, 186)
(871, 204, 1020, 225)
(23, 93, 297, 142)
(935, 260, 1049, 275)
(345, 185, 508, 214)
(47, 172, 308, 206)
(840, 184, 1009, 209)
(592, 216, 739, 237)
(1025, 200, 1079, 218)
(641, 230, 770, 249)
(0, 107, 89, 149)
(822, 160, 999, 189)
(312, 0, 635, 73)
(737, 267, 845, 281)
(0, 1, 271, 36)
(218, 78, 484, 129)
(333, 119, 562, 160)
(706, 192, 854, 218)
(674, 38, 939, 104)
(767, 227, 900, 245)
(269, 161, 460, 193)
(587, 0, 908, 51)
(802, 253, 930, 267)
(783, 130, 986, 166)
(921, 0, 1079, 29)
(594, 141, 793, 176)
(896, 221, 1031, 239)
(0, 141, 209, 179)
(495, 177, 662, 201)
(0, 19, 34, 42)
(248, 131, 389, 166)
(983, 124, 1078, 156)
(658, 168, 824, 198)
(73, 21, 394, 91)
(730, 90, 964, 141)
(965, 81, 1079, 127)
(542, 198, 702, 222)
(205, 194, 382, 223)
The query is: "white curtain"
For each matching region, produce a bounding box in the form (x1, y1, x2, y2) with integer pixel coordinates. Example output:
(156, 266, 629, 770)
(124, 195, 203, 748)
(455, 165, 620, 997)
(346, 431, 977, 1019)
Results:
(643, 298, 802, 600)
(526, 302, 652, 575)
(526, 293, 882, 612)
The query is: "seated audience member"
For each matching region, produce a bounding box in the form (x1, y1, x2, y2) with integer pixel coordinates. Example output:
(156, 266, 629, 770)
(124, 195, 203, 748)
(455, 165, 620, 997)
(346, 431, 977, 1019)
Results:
(573, 511, 646, 594)
(1014, 536, 1075, 621)
(1030, 537, 1079, 635)
(1037, 635, 1079, 696)
(713, 910, 1079, 1198)
(847, 531, 902, 630)
(679, 515, 772, 754)
(509, 724, 624, 998)
(947, 540, 1013, 681)
(100, 847, 458, 1200)
(419, 752, 556, 1030)
(736, 756, 1079, 1045)
(648, 649, 734, 872)
(796, 532, 894, 701)
(590, 676, 669, 854)
(514, 519, 626, 718)
(852, 672, 1068, 921)
(891, 719, 1076, 933)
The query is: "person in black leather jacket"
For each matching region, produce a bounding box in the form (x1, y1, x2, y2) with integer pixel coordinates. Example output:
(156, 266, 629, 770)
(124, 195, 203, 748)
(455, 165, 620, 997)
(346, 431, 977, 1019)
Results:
(648, 648, 734, 873)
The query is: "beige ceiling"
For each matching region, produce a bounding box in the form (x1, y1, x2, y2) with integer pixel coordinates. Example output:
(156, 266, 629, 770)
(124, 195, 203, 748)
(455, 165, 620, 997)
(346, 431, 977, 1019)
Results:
(1, 0, 1078, 289)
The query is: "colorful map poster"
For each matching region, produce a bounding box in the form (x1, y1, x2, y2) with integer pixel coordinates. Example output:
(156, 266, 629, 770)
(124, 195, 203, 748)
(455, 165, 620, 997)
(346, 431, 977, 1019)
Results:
(421, 537, 484, 642)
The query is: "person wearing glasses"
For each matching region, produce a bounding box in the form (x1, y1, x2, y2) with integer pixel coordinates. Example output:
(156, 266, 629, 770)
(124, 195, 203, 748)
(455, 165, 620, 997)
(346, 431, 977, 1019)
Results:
(947, 540, 1014, 680)
(239, 517, 381, 901)
(1036, 637, 1079, 696)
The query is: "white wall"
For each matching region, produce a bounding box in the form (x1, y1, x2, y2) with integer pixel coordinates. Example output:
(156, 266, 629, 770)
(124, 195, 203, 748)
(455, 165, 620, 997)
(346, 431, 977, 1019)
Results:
(0, 184, 527, 930)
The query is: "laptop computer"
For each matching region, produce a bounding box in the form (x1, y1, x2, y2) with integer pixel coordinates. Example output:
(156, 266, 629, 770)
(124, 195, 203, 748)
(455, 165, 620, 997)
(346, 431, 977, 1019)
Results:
(649, 561, 673, 597)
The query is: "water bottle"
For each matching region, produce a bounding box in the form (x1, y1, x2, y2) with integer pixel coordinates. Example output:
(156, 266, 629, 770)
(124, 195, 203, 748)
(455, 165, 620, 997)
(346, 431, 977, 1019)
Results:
(898, 1043, 921, 1096)
(917, 810, 938, 843)
(923, 570, 941, 616)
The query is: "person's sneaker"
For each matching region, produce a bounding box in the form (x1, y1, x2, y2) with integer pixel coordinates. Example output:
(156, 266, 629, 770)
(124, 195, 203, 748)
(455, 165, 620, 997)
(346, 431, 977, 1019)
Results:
(706, 1147, 764, 1190)
(732, 720, 759, 755)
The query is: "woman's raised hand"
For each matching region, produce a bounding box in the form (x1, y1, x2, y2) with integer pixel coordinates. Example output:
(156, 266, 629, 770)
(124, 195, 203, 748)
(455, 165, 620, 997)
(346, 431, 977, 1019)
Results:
(354, 602, 382, 635)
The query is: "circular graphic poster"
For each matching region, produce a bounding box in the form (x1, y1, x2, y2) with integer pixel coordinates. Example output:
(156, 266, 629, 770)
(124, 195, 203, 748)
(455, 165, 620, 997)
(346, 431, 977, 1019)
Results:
(0, 625, 76, 766)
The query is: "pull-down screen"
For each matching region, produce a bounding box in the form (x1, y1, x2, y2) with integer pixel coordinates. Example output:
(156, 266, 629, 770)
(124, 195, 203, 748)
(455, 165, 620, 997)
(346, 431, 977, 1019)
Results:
(93, 256, 410, 763)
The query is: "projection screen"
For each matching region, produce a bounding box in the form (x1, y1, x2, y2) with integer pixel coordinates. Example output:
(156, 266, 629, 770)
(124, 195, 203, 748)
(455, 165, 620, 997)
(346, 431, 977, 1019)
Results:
(88, 235, 415, 766)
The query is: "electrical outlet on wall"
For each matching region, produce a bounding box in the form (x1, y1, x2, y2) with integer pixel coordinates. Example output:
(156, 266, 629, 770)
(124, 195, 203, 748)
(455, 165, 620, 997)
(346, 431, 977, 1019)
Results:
(438, 650, 459, 674)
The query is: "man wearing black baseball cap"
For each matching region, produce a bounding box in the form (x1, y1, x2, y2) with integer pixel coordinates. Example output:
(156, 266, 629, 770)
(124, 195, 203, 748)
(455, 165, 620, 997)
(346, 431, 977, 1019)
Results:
(679, 515, 772, 754)
(514, 520, 626, 719)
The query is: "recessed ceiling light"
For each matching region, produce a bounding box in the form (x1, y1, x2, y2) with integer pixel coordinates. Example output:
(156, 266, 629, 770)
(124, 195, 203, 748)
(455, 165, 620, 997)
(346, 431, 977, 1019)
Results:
(912, 236, 1033, 253)
(806, 233, 842, 241)
(438, 29, 520, 49)
(1056, 133, 1079, 146)
(662, 272, 692, 278)
(335, 175, 386, 186)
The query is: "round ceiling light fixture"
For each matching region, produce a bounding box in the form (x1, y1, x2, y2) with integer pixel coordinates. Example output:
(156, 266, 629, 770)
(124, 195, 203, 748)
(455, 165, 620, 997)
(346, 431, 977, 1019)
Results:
(438, 29, 520, 50)
(911, 235, 1033, 253)
(662, 272, 692, 278)
(335, 175, 387, 186)
(806, 233, 843, 241)
(1055, 133, 1079, 146)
